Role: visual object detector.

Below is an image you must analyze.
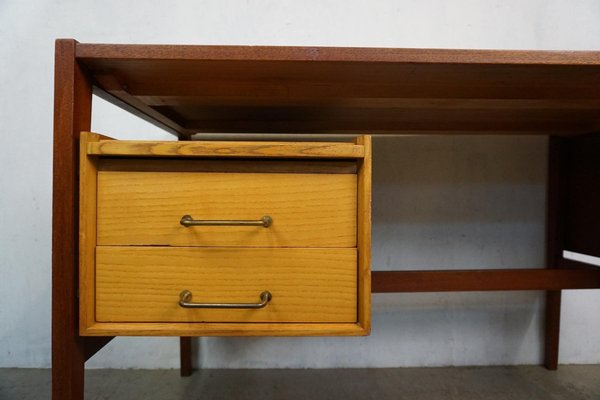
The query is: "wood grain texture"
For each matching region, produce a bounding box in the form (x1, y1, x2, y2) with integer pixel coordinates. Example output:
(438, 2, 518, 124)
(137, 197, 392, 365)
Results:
(355, 135, 372, 333)
(74, 42, 600, 136)
(52, 39, 112, 400)
(79, 132, 113, 334)
(75, 43, 600, 65)
(371, 269, 600, 292)
(53, 39, 88, 400)
(97, 171, 357, 247)
(95, 247, 357, 324)
(78, 132, 98, 335)
(82, 321, 366, 337)
(98, 158, 358, 174)
(88, 139, 364, 158)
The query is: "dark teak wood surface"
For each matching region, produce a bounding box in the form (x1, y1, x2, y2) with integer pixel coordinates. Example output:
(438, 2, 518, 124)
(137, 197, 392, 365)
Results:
(53, 39, 115, 400)
(180, 337, 192, 377)
(76, 43, 600, 137)
(371, 268, 600, 292)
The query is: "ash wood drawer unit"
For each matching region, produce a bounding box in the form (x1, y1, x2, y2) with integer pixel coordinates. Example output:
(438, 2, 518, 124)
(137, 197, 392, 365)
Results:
(79, 132, 371, 336)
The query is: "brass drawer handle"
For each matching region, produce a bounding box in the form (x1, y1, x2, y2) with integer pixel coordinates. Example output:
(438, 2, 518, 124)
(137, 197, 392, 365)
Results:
(178, 290, 273, 309)
(180, 215, 272, 228)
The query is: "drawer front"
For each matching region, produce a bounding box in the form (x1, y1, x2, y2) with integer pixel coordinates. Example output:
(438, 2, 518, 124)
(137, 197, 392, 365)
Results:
(97, 172, 357, 247)
(96, 247, 357, 323)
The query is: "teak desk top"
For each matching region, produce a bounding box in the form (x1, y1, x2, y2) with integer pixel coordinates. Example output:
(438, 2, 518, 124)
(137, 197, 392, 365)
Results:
(75, 43, 600, 138)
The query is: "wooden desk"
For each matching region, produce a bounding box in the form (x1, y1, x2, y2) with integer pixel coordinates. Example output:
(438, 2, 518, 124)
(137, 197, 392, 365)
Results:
(53, 39, 600, 400)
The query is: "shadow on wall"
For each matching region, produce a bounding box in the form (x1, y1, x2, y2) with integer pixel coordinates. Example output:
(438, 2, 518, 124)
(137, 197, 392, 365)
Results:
(371, 135, 547, 271)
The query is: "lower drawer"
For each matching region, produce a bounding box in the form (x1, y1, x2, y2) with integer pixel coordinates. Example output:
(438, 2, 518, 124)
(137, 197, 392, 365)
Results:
(96, 247, 357, 323)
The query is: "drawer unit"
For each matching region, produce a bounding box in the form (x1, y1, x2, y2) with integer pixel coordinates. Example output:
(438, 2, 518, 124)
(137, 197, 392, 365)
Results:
(79, 132, 371, 336)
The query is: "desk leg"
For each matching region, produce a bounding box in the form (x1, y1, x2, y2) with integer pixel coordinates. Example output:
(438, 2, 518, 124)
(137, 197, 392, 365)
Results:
(52, 324, 86, 399)
(544, 291, 561, 370)
(180, 337, 193, 376)
(52, 39, 92, 400)
(544, 136, 567, 370)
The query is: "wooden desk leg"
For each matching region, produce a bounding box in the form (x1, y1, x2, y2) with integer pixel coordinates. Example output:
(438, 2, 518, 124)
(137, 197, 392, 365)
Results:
(544, 291, 561, 370)
(544, 136, 567, 371)
(53, 39, 115, 399)
(180, 337, 193, 376)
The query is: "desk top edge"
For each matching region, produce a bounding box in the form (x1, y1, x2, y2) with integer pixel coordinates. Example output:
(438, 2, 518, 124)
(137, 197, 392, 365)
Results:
(67, 39, 600, 66)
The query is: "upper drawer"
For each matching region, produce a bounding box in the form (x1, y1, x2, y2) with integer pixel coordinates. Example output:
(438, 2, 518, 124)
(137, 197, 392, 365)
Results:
(97, 171, 357, 247)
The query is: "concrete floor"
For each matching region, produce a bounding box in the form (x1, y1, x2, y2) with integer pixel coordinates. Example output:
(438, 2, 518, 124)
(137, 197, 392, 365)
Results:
(1, 366, 599, 400)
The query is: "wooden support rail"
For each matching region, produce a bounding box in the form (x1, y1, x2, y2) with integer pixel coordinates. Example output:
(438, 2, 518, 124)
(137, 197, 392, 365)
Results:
(372, 268, 600, 293)
(87, 139, 365, 159)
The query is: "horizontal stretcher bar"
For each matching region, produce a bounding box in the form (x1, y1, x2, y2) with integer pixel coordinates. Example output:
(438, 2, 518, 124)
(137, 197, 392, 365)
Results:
(372, 268, 600, 293)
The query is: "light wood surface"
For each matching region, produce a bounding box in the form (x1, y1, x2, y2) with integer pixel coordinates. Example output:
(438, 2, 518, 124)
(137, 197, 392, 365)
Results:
(79, 132, 370, 337)
(82, 322, 367, 337)
(88, 139, 365, 158)
(98, 158, 358, 174)
(78, 132, 98, 333)
(78, 132, 114, 333)
(97, 171, 357, 247)
(355, 135, 372, 333)
(95, 247, 357, 323)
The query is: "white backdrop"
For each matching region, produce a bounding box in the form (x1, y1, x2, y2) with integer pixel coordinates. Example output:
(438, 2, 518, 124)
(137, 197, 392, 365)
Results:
(1, 0, 600, 369)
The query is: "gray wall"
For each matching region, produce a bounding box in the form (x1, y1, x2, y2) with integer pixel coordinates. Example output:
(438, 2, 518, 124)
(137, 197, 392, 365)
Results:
(1, 0, 599, 368)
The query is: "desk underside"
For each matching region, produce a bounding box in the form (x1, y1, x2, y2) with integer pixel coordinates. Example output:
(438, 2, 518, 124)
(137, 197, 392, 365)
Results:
(76, 44, 600, 138)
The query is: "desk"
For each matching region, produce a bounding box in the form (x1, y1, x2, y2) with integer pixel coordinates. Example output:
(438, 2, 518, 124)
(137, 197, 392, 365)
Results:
(53, 40, 600, 400)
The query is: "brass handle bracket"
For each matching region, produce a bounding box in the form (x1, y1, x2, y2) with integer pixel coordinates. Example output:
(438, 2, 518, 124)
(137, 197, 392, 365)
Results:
(178, 290, 273, 309)
(180, 215, 272, 228)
